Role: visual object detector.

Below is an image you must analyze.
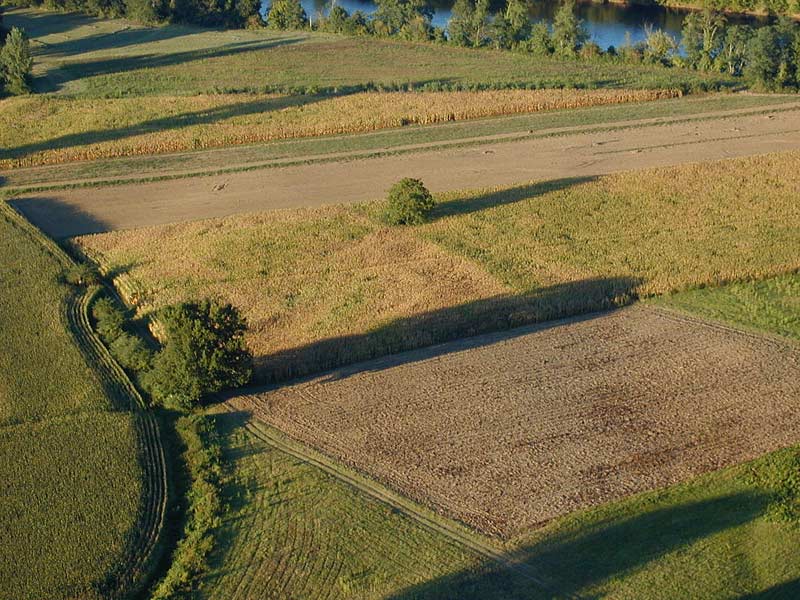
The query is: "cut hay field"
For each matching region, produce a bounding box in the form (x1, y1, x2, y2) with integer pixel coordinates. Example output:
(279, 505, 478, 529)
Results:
(0, 205, 146, 600)
(76, 151, 800, 382)
(0, 88, 680, 169)
(230, 307, 800, 537)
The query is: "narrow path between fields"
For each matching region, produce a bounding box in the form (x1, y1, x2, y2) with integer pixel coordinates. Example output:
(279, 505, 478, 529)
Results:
(11, 106, 800, 238)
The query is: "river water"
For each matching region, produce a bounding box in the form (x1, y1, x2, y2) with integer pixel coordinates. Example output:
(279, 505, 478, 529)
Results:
(275, 0, 770, 50)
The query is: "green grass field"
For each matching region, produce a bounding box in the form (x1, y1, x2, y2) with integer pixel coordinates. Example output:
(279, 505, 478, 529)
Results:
(0, 205, 145, 600)
(78, 151, 800, 382)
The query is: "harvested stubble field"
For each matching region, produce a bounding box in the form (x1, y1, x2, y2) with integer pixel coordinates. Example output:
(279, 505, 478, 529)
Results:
(229, 307, 800, 538)
(76, 152, 800, 383)
(0, 89, 680, 169)
(0, 206, 145, 600)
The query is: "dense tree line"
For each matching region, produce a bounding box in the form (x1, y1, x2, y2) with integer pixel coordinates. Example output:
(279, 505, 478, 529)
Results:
(9, 0, 262, 27)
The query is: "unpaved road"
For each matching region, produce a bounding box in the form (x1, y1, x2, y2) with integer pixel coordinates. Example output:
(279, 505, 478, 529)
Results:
(13, 107, 800, 238)
(229, 307, 800, 539)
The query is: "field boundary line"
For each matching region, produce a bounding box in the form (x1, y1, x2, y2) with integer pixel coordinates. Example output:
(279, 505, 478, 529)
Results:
(0, 201, 169, 600)
(4, 101, 800, 193)
(222, 403, 566, 598)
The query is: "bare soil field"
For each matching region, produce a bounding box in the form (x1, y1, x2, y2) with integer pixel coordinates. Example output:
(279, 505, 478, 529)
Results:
(12, 107, 800, 238)
(228, 307, 800, 539)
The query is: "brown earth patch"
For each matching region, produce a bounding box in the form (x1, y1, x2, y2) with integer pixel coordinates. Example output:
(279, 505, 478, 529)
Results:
(229, 307, 800, 538)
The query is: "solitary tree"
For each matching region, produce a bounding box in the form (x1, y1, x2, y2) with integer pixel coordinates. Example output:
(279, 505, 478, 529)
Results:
(0, 27, 32, 95)
(267, 0, 307, 30)
(146, 299, 252, 409)
(385, 178, 435, 225)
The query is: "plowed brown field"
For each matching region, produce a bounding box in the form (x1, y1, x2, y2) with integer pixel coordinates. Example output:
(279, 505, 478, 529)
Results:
(229, 307, 800, 538)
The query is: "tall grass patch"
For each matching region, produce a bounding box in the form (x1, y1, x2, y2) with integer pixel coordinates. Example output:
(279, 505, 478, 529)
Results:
(77, 152, 800, 382)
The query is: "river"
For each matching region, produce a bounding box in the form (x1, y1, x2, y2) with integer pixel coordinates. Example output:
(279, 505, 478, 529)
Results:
(265, 0, 771, 50)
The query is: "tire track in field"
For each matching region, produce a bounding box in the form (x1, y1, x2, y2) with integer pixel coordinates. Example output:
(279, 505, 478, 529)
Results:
(223, 406, 562, 598)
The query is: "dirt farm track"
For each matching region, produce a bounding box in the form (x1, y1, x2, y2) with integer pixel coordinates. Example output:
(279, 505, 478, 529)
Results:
(11, 106, 800, 238)
(229, 307, 800, 538)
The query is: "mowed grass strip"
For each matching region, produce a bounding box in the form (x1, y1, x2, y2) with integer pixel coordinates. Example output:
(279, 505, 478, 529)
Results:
(198, 412, 489, 600)
(0, 207, 144, 600)
(77, 151, 800, 382)
(0, 89, 680, 168)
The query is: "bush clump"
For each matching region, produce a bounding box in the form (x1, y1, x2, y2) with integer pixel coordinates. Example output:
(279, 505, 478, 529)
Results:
(384, 178, 435, 226)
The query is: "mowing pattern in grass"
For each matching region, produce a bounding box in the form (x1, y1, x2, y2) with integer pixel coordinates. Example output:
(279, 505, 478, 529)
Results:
(199, 411, 486, 600)
(654, 271, 800, 341)
(78, 151, 800, 382)
(0, 89, 680, 168)
(0, 206, 144, 600)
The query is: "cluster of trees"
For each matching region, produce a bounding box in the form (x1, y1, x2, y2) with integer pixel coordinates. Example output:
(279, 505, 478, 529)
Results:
(92, 295, 253, 410)
(13, 0, 262, 27)
(0, 15, 33, 96)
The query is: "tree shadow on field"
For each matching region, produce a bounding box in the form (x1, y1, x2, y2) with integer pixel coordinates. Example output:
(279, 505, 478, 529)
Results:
(386, 491, 770, 600)
(3, 7, 83, 38)
(4, 92, 311, 161)
(8, 195, 111, 239)
(242, 275, 642, 385)
(33, 35, 304, 93)
(430, 176, 597, 220)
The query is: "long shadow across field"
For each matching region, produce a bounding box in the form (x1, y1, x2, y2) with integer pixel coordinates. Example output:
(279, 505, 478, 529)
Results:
(9, 195, 112, 239)
(3, 93, 310, 161)
(385, 491, 770, 599)
(32, 36, 304, 93)
(247, 275, 642, 384)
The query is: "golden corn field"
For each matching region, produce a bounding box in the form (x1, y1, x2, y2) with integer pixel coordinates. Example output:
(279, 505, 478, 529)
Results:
(0, 89, 680, 168)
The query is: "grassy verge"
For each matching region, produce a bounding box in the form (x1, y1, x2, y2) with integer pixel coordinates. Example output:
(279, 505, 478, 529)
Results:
(77, 151, 800, 382)
(0, 204, 145, 600)
(151, 414, 224, 600)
